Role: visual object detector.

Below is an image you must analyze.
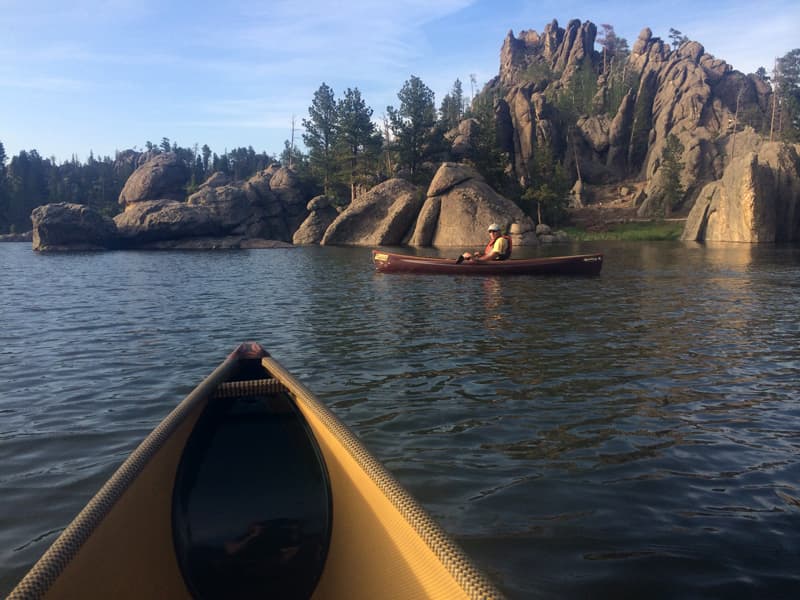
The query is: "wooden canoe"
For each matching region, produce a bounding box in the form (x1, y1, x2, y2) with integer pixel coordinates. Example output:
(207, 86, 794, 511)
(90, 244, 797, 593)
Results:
(10, 343, 503, 600)
(372, 249, 603, 275)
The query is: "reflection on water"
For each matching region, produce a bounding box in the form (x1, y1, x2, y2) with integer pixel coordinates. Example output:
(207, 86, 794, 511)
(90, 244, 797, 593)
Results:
(1, 241, 800, 598)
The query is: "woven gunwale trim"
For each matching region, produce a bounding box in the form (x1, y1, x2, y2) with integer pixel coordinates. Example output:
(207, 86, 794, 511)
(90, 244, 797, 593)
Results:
(261, 356, 505, 600)
(213, 378, 286, 398)
(8, 350, 241, 600)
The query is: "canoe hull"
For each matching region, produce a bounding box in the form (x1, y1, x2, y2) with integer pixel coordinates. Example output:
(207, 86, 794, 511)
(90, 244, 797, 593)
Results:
(372, 250, 603, 275)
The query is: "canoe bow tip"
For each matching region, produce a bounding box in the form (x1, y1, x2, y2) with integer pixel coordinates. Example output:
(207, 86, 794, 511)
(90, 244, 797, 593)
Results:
(233, 342, 270, 359)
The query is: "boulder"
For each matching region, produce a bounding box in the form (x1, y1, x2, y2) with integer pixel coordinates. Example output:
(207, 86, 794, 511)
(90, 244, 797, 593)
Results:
(409, 162, 537, 247)
(31, 203, 117, 251)
(200, 171, 231, 189)
(321, 179, 423, 246)
(293, 196, 339, 245)
(118, 153, 190, 207)
(187, 185, 252, 231)
(114, 200, 220, 244)
(186, 168, 299, 242)
(681, 143, 800, 242)
(577, 114, 610, 154)
(268, 166, 309, 231)
(448, 118, 480, 158)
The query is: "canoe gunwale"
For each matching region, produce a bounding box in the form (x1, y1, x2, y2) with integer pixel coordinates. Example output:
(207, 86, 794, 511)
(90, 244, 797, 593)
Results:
(8, 345, 253, 600)
(260, 355, 504, 599)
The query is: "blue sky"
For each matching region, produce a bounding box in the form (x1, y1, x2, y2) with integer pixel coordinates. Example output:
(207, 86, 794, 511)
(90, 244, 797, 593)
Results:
(2, 0, 798, 163)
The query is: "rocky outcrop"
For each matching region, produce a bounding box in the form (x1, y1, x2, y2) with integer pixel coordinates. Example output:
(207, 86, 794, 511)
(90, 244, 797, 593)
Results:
(447, 118, 480, 158)
(321, 179, 423, 246)
(409, 163, 537, 247)
(31, 155, 313, 250)
(118, 153, 190, 208)
(187, 170, 292, 241)
(682, 143, 800, 242)
(114, 200, 220, 243)
(269, 167, 308, 233)
(293, 196, 339, 245)
(31, 203, 118, 251)
(110, 160, 307, 247)
(484, 18, 773, 214)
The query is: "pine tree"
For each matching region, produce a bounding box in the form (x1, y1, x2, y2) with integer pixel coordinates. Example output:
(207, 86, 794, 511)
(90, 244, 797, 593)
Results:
(387, 75, 437, 181)
(668, 28, 689, 50)
(0, 141, 8, 232)
(439, 79, 464, 131)
(302, 83, 339, 195)
(465, 92, 508, 192)
(660, 134, 685, 215)
(201, 144, 212, 175)
(521, 144, 569, 225)
(336, 88, 381, 203)
(774, 49, 800, 141)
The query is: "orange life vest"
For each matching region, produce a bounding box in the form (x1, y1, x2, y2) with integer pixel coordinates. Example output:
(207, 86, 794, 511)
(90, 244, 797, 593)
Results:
(484, 235, 512, 260)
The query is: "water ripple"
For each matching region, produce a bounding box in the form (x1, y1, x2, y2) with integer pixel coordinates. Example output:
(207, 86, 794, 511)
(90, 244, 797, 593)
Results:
(1, 242, 800, 597)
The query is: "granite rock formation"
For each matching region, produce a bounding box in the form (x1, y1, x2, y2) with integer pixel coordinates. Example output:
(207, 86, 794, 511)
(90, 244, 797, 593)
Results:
(321, 179, 424, 246)
(31, 203, 117, 251)
(682, 143, 800, 242)
(293, 196, 340, 245)
(409, 163, 537, 247)
(486, 19, 773, 219)
(112, 157, 307, 247)
(118, 152, 190, 207)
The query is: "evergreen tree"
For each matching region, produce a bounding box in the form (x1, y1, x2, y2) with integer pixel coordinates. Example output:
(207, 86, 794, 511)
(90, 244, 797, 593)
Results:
(464, 92, 508, 192)
(302, 83, 339, 195)
(0, 141, 8, 232)
(335, 87, 381, 203)
(668, 28, 689, 50)
(521, 144, 569, 225)
(773, 49, 800, 141)
(201, 144, 212, 174)
(7, 150, 48, 232)
(439, 79, 464, 131)
(280, 139, 304, 169)
(660, 134, 685, 215)
(387, 75, 438, 181)
(160, 137, 171, 153)
(596, 24, 627, 72)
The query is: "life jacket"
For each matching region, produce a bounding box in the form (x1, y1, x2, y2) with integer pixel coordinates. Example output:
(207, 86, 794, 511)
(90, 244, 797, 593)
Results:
(484, 235, 512, 260)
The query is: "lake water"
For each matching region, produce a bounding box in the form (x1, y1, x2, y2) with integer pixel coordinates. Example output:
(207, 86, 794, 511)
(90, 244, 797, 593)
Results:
(1, 241, 799, 598)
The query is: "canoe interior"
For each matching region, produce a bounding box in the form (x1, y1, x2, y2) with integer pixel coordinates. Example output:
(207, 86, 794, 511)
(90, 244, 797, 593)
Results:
(11, 343, 502, 600)
(172, 371, 331, 599)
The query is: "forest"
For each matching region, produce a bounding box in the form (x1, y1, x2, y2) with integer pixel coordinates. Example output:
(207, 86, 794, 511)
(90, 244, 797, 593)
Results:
(1, 37, 798, 236)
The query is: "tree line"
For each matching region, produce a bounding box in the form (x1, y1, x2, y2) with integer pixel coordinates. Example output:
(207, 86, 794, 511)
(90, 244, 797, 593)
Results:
(0, 140, 277, 234)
